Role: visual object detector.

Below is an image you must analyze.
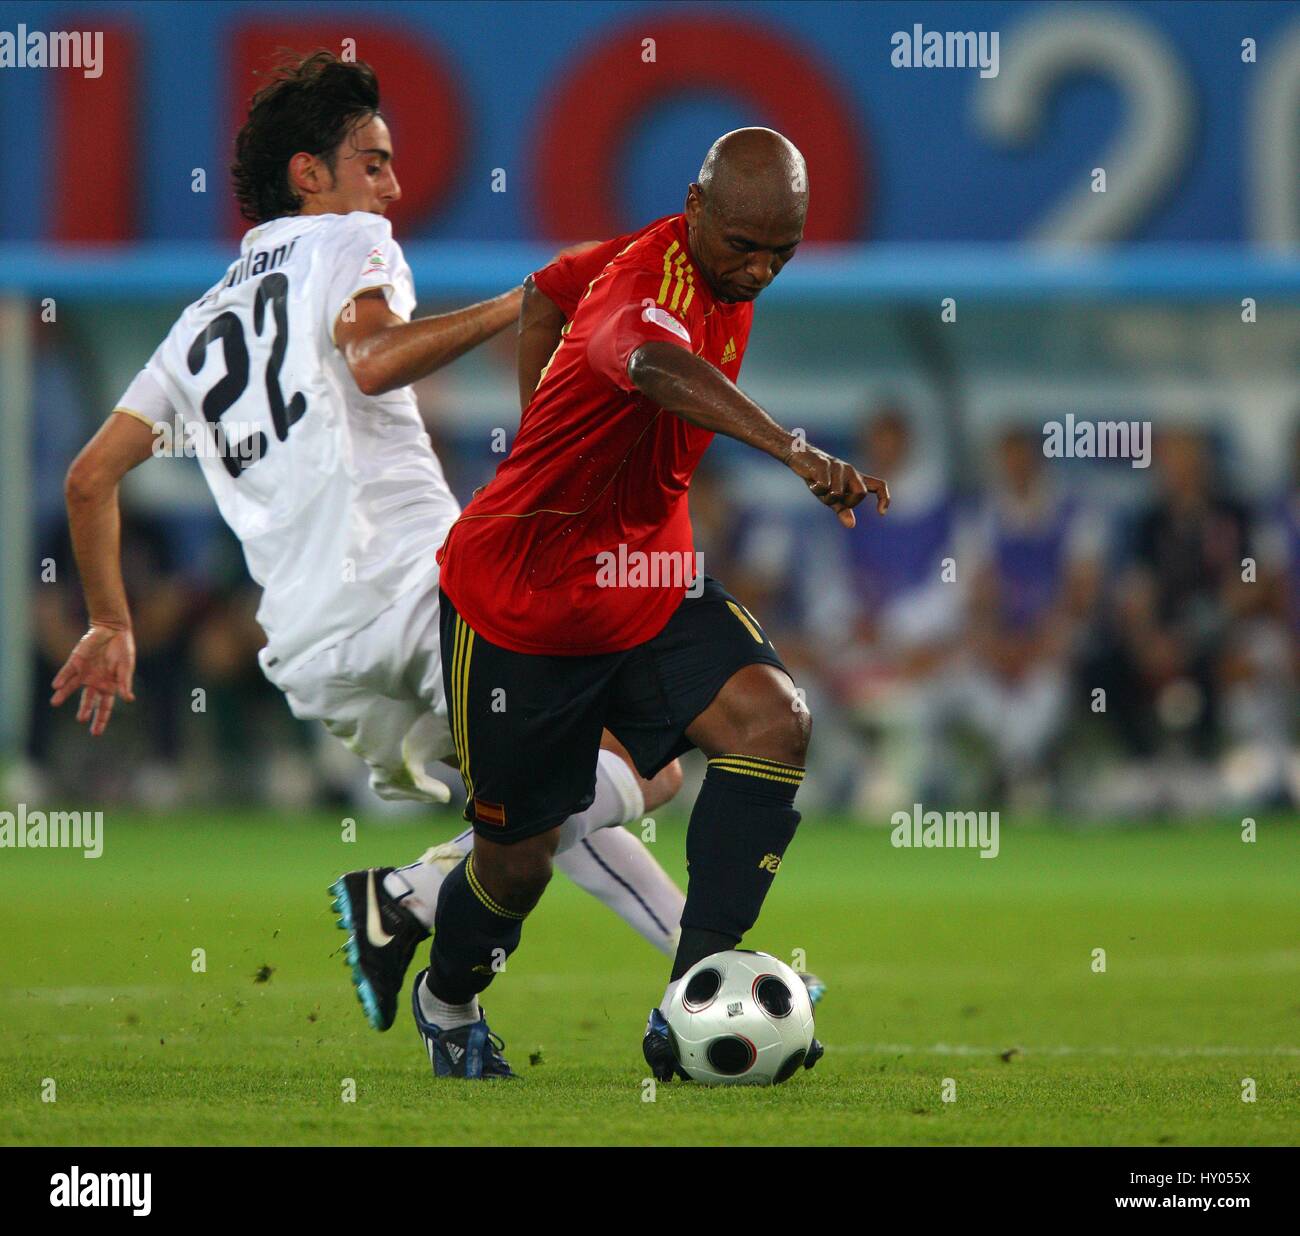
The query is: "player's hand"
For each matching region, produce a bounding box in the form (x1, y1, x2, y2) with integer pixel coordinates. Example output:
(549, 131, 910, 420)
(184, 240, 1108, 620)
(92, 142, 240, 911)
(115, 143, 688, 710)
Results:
(785, 443, 890, 528)
(50, 623, 137, 737)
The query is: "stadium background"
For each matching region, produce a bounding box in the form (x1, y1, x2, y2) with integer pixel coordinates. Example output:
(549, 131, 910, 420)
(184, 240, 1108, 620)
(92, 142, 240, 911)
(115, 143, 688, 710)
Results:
(0, 0, 1297, 823)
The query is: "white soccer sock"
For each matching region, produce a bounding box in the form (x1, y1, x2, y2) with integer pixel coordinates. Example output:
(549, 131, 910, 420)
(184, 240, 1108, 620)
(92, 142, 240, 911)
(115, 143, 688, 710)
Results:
(555, 823, 685, 957)
(384, 852, 456, 930)
(417, 971, 480, 1030)
(555, 748, 645, 852)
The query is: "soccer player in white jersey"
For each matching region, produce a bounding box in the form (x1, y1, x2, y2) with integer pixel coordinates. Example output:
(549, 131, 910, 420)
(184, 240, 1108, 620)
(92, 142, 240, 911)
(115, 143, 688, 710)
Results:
(49, 51, 705, 1035)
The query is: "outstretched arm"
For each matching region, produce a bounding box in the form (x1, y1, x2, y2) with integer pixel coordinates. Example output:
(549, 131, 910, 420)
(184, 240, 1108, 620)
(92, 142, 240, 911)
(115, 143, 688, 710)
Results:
(517, 242, 610, 410)
(52, 411, 157, 734)
(626, 340, 890, 528)
(334, 285, 523, 397)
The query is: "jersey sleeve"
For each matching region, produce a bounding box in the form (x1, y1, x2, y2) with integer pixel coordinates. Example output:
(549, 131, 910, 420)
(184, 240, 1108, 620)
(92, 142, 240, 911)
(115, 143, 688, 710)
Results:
(531, 230, 639, 319)
(113, 349, 175, 427)
(324, 216, 415, 342)
(584, 266, 697, 393)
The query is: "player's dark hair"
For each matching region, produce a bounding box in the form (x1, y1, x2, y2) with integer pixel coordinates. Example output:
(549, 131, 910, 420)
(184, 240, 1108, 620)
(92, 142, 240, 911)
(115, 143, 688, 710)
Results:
(231, 50, 382, 224)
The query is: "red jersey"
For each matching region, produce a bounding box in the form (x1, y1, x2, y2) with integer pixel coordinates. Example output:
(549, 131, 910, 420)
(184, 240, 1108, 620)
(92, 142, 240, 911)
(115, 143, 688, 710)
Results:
(437, 213, 754, 654)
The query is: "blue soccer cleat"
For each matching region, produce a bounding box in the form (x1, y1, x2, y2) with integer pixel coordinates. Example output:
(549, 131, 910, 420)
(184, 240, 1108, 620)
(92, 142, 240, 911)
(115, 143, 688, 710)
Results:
(644, 1005, 825, 1081)
(800, 971, 827, 1006)
(410, 968, 517, 1079)
(642, 1007, 690, 1082)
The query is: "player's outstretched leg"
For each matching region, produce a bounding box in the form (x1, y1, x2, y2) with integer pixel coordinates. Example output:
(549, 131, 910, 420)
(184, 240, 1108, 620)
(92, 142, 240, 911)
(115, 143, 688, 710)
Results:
(386, 742, 658, 927)
(412, 827, 558, 1079)
(642, 662, 824, 1080)
(330, 742, 681, 1032)
(328, 867, 429, 1031)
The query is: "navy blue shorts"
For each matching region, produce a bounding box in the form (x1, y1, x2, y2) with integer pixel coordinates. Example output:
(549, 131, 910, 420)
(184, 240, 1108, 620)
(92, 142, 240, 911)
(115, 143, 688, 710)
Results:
(440, 576, 790, 843)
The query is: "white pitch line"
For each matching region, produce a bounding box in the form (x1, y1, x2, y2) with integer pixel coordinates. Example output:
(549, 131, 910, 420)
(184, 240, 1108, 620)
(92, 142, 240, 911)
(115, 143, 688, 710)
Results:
(834, 1043, 1300, 1058)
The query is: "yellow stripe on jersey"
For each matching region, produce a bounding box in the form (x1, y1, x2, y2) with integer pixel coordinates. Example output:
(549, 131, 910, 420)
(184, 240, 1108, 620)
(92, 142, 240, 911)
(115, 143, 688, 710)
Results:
(669, 254, 694, 314)
(656, 241, 695, 318)
(657, 240, 680, 305)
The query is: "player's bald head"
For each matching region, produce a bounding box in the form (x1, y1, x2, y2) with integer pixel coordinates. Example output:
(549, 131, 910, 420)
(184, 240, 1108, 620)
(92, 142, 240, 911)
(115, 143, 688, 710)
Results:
(684, 128, 807, 303)
(696, 128, 808, 225)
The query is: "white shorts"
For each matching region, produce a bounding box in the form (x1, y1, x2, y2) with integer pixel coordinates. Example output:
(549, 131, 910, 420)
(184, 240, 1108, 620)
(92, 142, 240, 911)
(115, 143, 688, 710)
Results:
(264, 575, 455, 803)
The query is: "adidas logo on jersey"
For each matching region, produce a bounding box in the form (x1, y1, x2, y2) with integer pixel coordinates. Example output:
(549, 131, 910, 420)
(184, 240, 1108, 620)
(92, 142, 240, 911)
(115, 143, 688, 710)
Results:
(721, 337, 737, 365)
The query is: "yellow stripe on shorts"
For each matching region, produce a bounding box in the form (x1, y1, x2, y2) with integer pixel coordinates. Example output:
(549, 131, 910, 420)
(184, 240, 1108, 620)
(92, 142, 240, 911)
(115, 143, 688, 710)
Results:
(726, 601, 765, 644)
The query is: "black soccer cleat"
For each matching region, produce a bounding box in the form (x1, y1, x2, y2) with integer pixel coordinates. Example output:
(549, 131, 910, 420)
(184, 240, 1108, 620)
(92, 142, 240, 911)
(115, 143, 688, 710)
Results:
(328, 867, 428, 1031)
(804, 1037, 825, 1070)
(410, 968, 517, 1079)
(642, 1007, 690, 1082)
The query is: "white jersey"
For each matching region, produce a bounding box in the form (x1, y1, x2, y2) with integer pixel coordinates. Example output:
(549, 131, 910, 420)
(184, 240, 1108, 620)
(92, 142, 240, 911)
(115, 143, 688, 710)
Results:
(114, 211, 460, 675)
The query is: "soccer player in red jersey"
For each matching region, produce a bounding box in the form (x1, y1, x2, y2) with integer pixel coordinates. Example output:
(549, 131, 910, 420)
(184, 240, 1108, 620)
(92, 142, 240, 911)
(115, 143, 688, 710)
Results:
(412, 128, 889, 1080)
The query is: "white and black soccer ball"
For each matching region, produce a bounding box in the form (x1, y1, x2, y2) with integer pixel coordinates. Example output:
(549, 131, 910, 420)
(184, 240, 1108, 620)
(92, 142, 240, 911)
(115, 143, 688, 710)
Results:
(663, 950, 816, 1086)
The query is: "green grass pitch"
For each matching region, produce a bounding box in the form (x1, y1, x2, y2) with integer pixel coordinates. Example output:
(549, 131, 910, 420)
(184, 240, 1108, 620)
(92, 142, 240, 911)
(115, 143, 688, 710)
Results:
(1, 809, 1296, 1145)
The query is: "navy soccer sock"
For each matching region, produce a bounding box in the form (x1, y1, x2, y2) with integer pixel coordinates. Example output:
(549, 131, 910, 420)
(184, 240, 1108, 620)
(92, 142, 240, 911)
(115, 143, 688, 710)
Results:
(671, 755, 804, 980)
(426, 852, 526, 1005)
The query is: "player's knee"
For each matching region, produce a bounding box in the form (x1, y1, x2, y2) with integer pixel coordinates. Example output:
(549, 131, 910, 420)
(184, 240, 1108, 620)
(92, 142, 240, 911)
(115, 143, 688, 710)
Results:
(732, 686, 811, 767)
(473, 832, 556, 914)
(758, 700, 811, 767)
(695, 665, 811, 766)
(496, 845, 554, 910)
(642, 758, 684, 811)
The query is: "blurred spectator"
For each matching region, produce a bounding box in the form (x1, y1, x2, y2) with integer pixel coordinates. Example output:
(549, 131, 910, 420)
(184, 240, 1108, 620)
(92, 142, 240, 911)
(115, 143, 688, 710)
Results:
(689, 456, 856, 809)
(817, 403, 963, 812)
(1084, 428, 1276, 811)
(188, 526, 323, 808)
(1235, 422, 1300, 807)
(943, 427, 1103, 807)
(25, 511, 191, 805)
(689, 459, 805, 657)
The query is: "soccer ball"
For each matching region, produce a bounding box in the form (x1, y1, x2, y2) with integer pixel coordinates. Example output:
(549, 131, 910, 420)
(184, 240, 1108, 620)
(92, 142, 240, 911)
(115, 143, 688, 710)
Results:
(663, 950, 816, 1085)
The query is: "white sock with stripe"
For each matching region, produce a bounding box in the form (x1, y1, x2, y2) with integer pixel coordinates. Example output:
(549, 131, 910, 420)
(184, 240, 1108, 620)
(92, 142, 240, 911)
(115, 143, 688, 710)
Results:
(555, 824, 685, 958)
